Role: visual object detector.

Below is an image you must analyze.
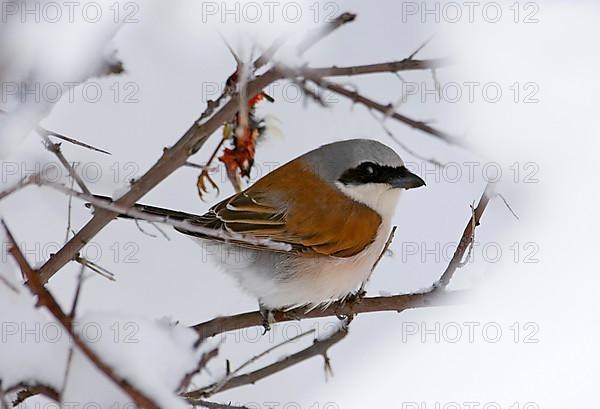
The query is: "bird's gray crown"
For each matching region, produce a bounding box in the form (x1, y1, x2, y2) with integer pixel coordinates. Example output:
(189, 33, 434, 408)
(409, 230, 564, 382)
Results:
(300, 138, 404, 183)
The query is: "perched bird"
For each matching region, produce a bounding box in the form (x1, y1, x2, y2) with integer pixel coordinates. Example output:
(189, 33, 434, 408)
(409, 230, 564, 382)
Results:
(106, 139, 425, 310)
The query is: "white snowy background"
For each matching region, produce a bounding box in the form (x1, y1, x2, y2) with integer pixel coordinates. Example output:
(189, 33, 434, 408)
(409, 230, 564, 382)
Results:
(0, 0, 598, 408)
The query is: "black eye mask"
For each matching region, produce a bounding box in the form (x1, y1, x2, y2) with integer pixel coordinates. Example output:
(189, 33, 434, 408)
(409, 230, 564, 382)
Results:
(339, 162, 401, 184)
(338, 162, 426, 189)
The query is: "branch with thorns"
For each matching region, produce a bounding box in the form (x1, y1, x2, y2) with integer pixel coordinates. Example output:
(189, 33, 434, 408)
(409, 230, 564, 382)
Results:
(184, 327, 348, 400)
(1, 220, 161, 409)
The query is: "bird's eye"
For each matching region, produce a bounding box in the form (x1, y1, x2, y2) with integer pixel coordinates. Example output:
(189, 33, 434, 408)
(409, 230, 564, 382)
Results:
(338, 162, 383, 185)
(361, 162, 377, 176)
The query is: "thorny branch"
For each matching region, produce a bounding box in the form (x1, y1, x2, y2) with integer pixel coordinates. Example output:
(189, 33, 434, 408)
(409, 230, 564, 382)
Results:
(36, 127, 111, 155)
(178, 346, 220, 394)
(2, 220, 160, 409)
(434, 184, 493, 288)
(296, 12, 356, 54)
(299, 69, 457, 143)
(39, 132, 91, 195)
(184, 327, 348, 399)
(305, 58, 450, 77)
(61, 265, 86, 397)
(5, 382, 60, 407)
(193, 289, 460, 341)
(187, 400, 249, 409)
(204, 329, 317, 397)
(0, 174, 37, 201)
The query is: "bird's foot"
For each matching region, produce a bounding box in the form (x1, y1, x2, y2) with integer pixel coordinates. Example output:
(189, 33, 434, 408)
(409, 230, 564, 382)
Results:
(335, 290, 365, 324)
(343, 289, 366, 307)
(259, 303, 276, 335)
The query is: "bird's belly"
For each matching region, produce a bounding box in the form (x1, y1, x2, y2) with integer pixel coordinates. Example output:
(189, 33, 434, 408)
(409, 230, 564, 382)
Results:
(194, 222, 390, 309)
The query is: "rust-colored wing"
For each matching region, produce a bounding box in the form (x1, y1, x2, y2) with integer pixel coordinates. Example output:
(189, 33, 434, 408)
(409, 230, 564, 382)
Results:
(178, 158, 382, 258)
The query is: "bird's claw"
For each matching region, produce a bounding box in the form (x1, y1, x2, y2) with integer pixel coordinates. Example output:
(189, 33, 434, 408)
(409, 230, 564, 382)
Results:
(196, 170, 219, 200)
(343, 289, 366, 307)
(259, 304, 276, 335)
(335, 290, 365, 324)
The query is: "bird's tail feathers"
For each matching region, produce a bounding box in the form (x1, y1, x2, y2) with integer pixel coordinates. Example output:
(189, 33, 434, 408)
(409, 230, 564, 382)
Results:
(85, 195, 203, 222)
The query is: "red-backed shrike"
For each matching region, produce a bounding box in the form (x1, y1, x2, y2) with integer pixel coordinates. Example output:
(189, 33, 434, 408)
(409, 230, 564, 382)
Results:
(113, 139, 425, 309)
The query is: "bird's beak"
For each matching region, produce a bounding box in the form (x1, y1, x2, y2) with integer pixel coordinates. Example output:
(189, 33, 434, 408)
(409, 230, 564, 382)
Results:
(390, 167, 426, 190)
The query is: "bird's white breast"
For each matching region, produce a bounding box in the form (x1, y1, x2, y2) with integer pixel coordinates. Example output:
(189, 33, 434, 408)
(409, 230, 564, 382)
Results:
(196, 219, 392, 309)
(275, 218, 393, 308)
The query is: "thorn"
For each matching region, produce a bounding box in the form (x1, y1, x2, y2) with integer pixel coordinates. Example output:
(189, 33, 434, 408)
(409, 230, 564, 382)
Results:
(495, 193, 520, 220)
(218, 32, 242, 66)
(408, 33, 436, 60)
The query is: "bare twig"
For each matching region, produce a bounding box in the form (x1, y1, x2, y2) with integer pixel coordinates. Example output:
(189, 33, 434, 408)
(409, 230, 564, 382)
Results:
(219, 33, 242, 67)
(36, 126, 111, 155)
(304, 58, 450, 77)
(134, 218, 172, 241)
(69, 264, 86, 319)
(74, 256, 116, 281)
(184, 327, 347, 398)
(150, 221, 171, 240)
(0, 175, 37, 201)
(61, 265, 86, 396)
(6, 382, 60, 406)
(65, 163, 76, 243)
(274, 64, 328, 106)
(39, 134, 91, 195)
(236, 62, 249, 141)
(207, 329, 316, 396)
(253, 36, 287, 71)
(134, 218, 158, 238)
(434, 184, 492, 288)
(495, 193, 519, 220)
(178, 346, 220, 394)
(431, 67, 442, 99)
(185, 161, 211, 170)
(372, 226, 397, 273)
(303, 72, 457, 143)
(296, 12, 356, 55)
(0, 273, 19, 293)
(192, 291, 459, 341)
(367, 108, 445, 166)
(357, 225, 397, 296)
(187, 399, 249, 409)
(457, 202, 477, 268)
(407, 34, 436, 60)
